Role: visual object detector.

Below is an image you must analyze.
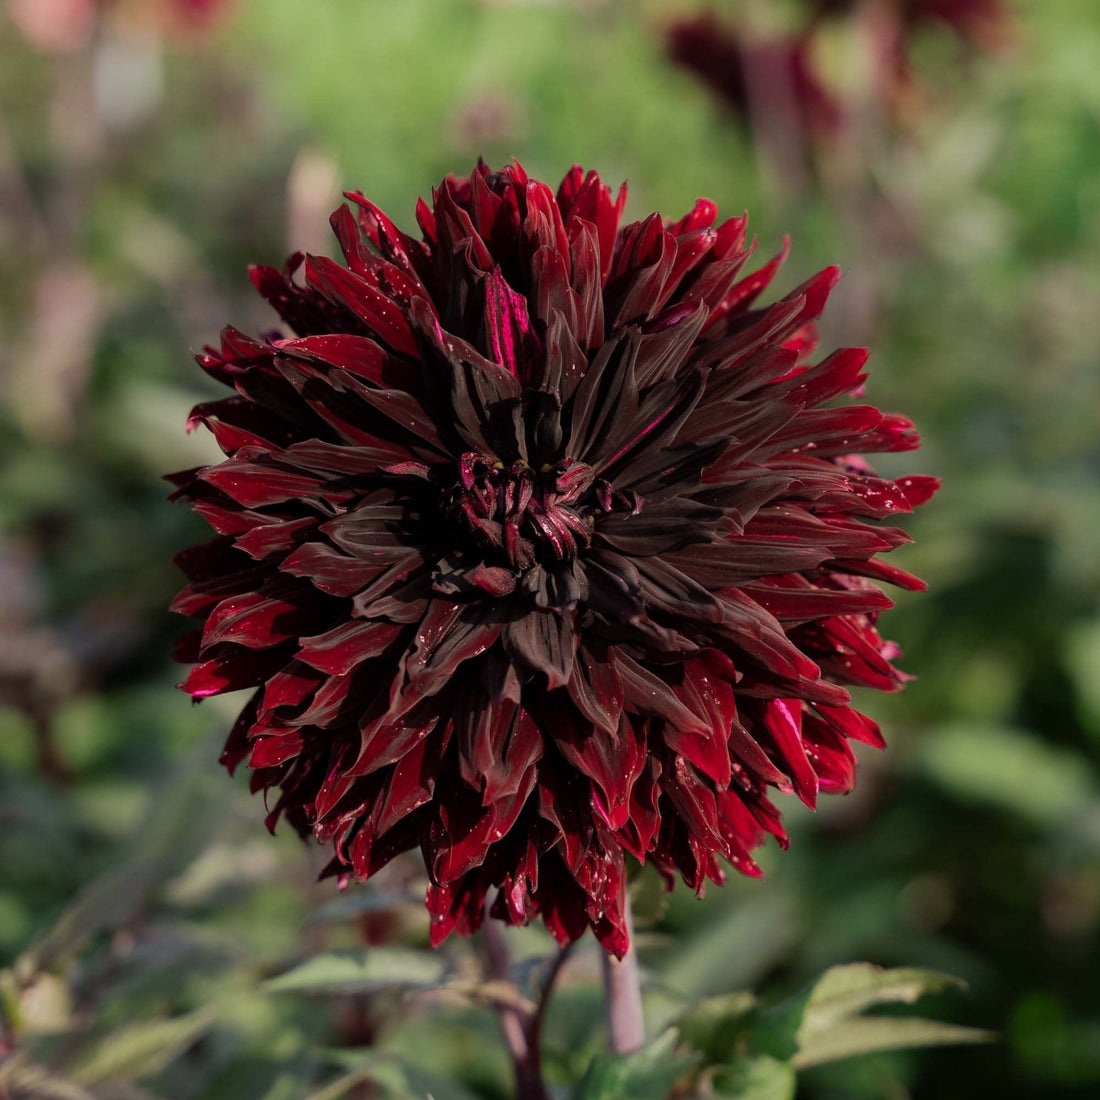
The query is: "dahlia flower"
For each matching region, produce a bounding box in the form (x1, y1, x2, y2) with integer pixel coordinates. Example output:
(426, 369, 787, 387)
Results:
(171, 160, 936, 956)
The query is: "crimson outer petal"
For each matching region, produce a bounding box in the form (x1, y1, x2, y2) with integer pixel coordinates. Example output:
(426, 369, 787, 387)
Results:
(171, 160, 937, 957)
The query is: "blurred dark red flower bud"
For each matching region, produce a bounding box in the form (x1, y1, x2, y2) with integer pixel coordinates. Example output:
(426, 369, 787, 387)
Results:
(666, 14, 842, 140)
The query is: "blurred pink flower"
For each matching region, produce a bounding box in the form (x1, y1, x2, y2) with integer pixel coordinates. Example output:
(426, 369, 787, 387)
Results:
(5, 0, 233, 52)
(6, 0, 95, 53)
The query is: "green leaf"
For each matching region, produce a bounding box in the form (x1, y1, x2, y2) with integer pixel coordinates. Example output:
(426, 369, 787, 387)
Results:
(312, 1050, 484, 1100)
(0, 1057, 99, 1100)
(705, 1055, 796, 1100)
(377, 1060, 485, 1100)
(680, 966, 986, 1082)
(792, 1016, 995, 1069)
(14, 859, 162, 984)
(780, 964, 993, 1069)
(799, 964, 967, 1032)
(749, 999, 803, 1063)
(261, 949, 447, 996)
(15, 753, 221, 982)
(918, 724, 1095, 827)
(305, 1066, 407, 1100)
(677, 992, 758, 1063)
(69, 1009, 214, 1086)
(1067, 619, 1100, 737)
(573, 1030, 696, 1100)
(657, 895, 796, 999)
(261, 1075, 311, 1100)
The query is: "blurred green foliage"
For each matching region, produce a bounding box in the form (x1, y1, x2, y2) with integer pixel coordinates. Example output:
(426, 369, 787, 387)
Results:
(1, 0, 1099, 1097)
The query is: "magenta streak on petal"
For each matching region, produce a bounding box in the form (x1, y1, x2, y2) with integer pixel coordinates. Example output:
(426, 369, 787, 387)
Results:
(599, 400, 681, 475)
(484, 267, 533, 379)
(528, 511, 566, 559)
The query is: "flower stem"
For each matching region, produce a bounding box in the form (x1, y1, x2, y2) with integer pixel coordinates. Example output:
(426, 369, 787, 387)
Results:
(601, 891, 644, 1054)
(482, 913, 553, 1100)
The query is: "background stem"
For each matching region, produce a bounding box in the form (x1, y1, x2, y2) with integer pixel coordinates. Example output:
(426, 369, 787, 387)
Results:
(482, 914, 552, 1100)
(601, 891, 645, 1054)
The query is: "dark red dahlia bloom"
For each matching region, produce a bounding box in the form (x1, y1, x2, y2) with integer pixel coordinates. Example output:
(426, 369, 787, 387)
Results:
(666, 15, 841, 139)
(171, 160, 936, 957)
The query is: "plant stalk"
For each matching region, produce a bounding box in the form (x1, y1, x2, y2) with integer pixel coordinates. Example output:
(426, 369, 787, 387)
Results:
(482, 913, 552, 1100)
(601, 891, 644, 1054)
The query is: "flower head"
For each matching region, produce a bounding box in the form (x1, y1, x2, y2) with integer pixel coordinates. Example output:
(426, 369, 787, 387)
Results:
(171, 160, 936, 956)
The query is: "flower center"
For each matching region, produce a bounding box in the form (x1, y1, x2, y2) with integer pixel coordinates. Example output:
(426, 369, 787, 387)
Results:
(448, 452, 641, 569)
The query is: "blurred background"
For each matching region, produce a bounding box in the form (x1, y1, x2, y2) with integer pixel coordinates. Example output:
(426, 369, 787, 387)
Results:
(1, 0, 1099, 1097)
